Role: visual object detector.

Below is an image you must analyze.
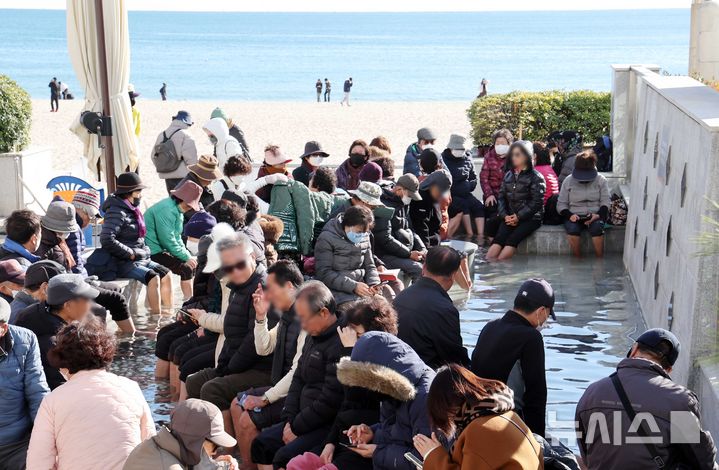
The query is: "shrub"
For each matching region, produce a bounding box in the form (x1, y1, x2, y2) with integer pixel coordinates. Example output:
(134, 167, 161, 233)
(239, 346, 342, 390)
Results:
(467, 90, 611, 146)
(0, 75, 32, 153)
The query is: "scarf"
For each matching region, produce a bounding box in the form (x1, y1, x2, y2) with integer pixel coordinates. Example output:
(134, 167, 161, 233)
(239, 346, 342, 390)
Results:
(2, 238, 40, 263)
(123, 199, 147, 238)
(452, 384, 515, 440)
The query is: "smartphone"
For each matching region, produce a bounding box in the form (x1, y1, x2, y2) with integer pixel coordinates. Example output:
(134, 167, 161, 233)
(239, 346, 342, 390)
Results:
(339, 442, 358, 449)
(238, 393, 249, 409)
(177, 309, 195, 322)
(404, 452, 424, 469)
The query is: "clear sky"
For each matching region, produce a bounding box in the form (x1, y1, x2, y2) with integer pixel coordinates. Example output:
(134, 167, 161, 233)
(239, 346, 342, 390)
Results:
(0, 0, 689, 11)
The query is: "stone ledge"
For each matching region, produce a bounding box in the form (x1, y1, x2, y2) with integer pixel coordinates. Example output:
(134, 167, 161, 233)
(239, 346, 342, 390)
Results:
(516, 224, 625, 255)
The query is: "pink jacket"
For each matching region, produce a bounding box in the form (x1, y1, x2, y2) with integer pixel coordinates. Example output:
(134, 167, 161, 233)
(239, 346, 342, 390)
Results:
(534, 164, 559, 205)
(27, 369, 155, 470)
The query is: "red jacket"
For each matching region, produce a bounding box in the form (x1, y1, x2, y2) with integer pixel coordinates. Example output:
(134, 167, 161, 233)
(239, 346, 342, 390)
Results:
(479, 148, 506, 200)
(534, 165, 559, 205)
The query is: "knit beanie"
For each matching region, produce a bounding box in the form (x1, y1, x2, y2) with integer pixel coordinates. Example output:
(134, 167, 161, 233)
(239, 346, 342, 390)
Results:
(358, 161, 383, 184)
(183, 212, 217, 239)
(211, 107, 228, 122)
(72, 188, 101, 218)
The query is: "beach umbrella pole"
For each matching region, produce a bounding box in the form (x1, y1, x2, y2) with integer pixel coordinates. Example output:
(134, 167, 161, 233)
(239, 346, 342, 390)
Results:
(94, 0, 116, 193)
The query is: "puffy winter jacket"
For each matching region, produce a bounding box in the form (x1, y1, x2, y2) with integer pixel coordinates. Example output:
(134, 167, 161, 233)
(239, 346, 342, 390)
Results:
(35, 227, 74, 271)
(203, 117, 242, 170)
(217, 265, 279, 376)
(0, 325, 49, 446)
(374, 187, 425, 259)
(534, 164, 560, 205)
(557, 174, 611, 219)
(497, 168, 547, 222)
(338, 332, 435, 470)
(442, 148, 478, 197)
(409, 188, 442, 248)
(65, 213, 87, 274)
(14, 302, 68, 389)
(153, 119, 198, 180)
(314, 215, 380, 305)
(479, 147, 507, 200)
(27, 369, 155, 470)
(144, 197, 191, 261)
(99, 195, 151, 262)
(576, 358, 718, 470)
(281, 320, 345, 436)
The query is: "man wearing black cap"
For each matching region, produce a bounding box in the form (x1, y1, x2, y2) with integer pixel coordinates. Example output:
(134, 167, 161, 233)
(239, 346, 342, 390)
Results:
(471, 278, 555, 436)
(576, 329, 718, 469)
(409, 156, 452, 247)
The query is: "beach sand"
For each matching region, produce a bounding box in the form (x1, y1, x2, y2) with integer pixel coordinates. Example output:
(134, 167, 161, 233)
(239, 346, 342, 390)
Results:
(30, 99, 471, 205)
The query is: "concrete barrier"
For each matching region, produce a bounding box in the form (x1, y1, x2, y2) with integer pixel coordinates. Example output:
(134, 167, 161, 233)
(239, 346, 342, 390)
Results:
(516, 224, 625, 256)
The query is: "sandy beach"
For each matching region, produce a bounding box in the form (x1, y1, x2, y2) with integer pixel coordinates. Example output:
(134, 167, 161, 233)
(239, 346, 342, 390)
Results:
(30, 99, 471, 205)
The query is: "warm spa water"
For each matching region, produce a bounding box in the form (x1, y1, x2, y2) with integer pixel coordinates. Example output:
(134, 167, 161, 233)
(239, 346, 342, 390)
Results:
(109, 251, 645, 450)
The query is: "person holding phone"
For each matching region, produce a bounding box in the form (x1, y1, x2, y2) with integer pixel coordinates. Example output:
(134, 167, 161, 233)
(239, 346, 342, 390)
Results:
(557, 151, 610, 258)
(413, 365, 542, 470)
(486, 140, 546, 261)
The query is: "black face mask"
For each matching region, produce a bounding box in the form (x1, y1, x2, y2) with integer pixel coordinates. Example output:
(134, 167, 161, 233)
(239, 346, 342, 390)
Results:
(131, 197, 142, 207)
(349, 153, 366, 167)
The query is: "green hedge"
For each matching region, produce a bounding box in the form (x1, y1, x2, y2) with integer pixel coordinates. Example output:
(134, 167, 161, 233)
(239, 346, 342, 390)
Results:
(467, 90, 611, 146)
(0, 75, 32, 153)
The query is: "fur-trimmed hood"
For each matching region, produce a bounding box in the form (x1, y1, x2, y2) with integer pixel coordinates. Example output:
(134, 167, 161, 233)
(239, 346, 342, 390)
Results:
(337, 331, 433, 402)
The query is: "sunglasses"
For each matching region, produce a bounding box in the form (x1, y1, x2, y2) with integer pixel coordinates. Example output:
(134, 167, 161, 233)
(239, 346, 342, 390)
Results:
(221, 259, 249, 275)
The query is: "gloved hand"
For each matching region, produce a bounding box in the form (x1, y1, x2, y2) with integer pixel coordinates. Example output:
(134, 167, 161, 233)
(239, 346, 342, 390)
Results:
(264, 173, 289, 185)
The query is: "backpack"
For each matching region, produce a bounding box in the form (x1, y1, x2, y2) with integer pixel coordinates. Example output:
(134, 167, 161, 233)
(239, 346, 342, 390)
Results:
(151, 129, 183, 173)
(609, 194, 628, 226)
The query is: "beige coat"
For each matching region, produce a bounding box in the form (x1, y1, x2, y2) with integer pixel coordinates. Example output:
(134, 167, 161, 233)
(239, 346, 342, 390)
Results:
(27, 369, 155, 470)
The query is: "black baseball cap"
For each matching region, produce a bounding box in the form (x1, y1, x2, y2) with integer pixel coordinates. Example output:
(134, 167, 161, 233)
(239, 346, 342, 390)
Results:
(24, 260, 66, 288)
(514, 278, 556, 320)
(631, 328, 680, 366)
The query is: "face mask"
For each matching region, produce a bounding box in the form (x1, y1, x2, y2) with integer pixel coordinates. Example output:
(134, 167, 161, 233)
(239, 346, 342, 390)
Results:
(308, 156, 324, 167)
(349, 153, 366, 167)
(420, 143, 434, 151)
(346, 231, 369, 245)
(451, 149, 466, 158)
(401, 195, 413, 205)
(495, 144, 510, 156)
(209, 135, 218, 145)
(536, 308, 550, 331)
(186, 240, 199, 256)
(229, 175, 246, 190)
(131, 197, 142, 207)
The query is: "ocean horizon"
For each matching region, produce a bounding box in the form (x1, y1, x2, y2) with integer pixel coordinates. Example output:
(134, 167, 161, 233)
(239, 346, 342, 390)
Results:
(1, 8, 689, 101)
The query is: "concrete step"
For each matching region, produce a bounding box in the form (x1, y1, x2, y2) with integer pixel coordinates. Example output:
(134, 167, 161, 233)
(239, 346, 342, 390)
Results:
(516, 224, 625, 255)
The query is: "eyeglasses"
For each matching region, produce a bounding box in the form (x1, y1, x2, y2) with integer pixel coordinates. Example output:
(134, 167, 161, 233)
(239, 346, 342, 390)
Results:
(221, 259, 249, 275)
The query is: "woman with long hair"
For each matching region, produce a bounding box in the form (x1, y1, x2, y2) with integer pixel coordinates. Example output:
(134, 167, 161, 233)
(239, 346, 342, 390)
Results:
(414, 364, 543, 469)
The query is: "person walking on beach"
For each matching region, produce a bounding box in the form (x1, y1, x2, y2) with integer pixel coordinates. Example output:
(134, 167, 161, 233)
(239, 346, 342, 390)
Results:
(315, 79, 323, 102)
(48, 77, 59, 112)
(324, 78, 331, 102)
(159, 82, 167, 101)
(341, 77, 353, 106)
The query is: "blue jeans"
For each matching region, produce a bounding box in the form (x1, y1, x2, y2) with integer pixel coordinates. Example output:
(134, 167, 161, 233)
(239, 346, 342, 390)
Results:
(117, 259, 169, 284)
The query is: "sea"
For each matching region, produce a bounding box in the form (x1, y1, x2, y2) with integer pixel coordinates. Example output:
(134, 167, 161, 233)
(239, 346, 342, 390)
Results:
(1, 8, 689, 101)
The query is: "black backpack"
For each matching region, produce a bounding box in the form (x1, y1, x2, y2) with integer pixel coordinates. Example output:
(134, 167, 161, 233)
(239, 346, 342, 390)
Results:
(151, 129, 182, 173)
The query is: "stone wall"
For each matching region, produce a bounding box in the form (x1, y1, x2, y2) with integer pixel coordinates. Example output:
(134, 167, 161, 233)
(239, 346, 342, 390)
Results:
(612, 65, 719, 437)
(690, 0, 719, 82)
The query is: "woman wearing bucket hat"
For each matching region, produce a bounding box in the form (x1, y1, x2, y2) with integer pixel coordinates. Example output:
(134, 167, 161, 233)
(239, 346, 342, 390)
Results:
(293, 140, 329, 187)
(486, 140, 546, 261)
(145, 180, 204, 300)
(89, 172, 172, 315)
(557, 150, 610, 257)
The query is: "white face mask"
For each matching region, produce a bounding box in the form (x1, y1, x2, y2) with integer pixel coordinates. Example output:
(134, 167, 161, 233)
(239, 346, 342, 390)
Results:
(229, 175, 246, 190)
(186, 240, 199, 256)
(420, 143, 434, 151)
(401, 195, 413, 205)
(495, 144, 510, 156)
(308, 156, 324, 167)
(451, 149, 466, 158)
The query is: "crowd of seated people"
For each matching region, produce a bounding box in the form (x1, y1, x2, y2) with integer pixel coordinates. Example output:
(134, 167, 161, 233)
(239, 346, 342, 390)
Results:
(2, 120, 716, 470)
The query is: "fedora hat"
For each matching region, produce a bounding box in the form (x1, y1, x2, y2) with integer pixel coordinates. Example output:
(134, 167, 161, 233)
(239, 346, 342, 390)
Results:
(299, 141, 329, 159)
(188, 155, 223, 181)
(171, 181, 203, 212)
(115, 172, 147, 193)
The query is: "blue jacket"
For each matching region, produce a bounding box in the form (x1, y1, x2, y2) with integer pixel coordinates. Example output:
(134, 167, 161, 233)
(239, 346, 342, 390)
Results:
(0, 325, 49, 445)
(66, 213, 86, 275)
(403, 143, 422, 176)
(344, 332, 435, 470)
(442, 148, 477, 197)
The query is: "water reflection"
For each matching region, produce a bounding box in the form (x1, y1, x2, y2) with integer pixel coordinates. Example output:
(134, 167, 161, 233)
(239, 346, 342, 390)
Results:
(109, 253, 645, 448)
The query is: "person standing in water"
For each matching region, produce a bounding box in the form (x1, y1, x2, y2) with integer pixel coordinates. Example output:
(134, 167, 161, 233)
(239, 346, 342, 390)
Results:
(341, 77, 353, 106)
(324, 78, 331, 102)
(48, 77, 59, 112)
(316, 79, 323, 102)
(160, 82, 167, 101)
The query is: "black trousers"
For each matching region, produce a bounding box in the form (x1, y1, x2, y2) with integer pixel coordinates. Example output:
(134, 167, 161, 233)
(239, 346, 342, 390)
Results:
(94, 283, 130, 321)
(155, 321, 198, 361)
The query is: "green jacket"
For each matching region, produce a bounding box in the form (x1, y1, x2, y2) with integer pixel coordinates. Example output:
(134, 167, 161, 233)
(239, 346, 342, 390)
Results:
(144, 198, 191, 261)
(269, 181, 337, 255)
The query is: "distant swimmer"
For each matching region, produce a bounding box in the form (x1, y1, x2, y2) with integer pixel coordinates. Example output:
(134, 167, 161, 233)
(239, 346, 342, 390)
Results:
(341, 76, 353, 106)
